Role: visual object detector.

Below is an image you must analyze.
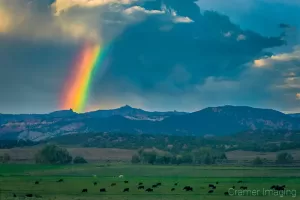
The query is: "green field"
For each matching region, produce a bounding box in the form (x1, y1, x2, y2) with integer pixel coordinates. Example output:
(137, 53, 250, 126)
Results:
(0, 164, 299, 199)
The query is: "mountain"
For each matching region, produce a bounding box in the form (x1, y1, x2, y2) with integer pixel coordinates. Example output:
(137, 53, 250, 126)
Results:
(0, 105, 299, 141)
(83, 105, 187, 121)
(288, 113, 300, 118)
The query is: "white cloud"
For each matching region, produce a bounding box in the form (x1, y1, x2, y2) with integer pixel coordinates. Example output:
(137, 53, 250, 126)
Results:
(237, 34, 246, 41)
(223, 31, 232, 37)
(169, 9, 194, 23)
(52, 0, 138, 15)
(123, 6, 165, 15)
(253, 45, 300, 68)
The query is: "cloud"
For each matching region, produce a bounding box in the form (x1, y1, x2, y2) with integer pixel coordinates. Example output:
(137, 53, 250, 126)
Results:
(253, 45, 300, 67)
(52, 0, 138, 15)
(237, 34, 246, 41)
(1, 0, 298, 113)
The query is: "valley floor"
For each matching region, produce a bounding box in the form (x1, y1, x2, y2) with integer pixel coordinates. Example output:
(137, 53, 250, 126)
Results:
(0, 164, 299, 200)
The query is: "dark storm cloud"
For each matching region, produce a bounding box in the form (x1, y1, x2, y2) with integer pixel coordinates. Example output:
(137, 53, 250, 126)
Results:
(90, 0, 285, 109)
(279, 23, 291, 29)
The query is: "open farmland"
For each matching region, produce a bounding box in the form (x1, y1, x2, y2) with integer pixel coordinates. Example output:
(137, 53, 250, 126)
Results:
(0, 164, 299, 200)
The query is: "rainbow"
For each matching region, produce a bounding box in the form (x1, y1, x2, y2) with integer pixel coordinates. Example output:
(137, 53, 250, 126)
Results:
(60, 42, 109, 113)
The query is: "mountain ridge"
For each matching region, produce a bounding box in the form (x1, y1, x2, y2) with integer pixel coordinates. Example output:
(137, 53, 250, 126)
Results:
(0, 105, 299, 141)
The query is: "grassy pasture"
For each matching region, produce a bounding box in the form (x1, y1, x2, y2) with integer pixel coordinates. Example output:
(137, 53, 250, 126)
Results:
(0, 164, 299, 200)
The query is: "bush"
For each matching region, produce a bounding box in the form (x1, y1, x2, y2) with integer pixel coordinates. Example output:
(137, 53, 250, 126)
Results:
(131, 154, 141, 164)
(35, 144, 72, 164)
(252, 156, 263, 165)
(0, 153, 10, 163)
(73, 156, 88, 164)
(276, 152, 293, 164)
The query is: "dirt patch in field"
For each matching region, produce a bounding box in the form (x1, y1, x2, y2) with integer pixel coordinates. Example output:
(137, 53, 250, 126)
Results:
(226, 149, 300, 161)
(0, 147, 135, 163)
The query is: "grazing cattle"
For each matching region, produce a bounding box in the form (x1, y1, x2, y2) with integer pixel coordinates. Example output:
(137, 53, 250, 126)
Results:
(208, 190, 214, 193)
(224, 192, 229, 196)
(82, 189, 88, 193)
(174, 183, 178, 186)
(212, 186, 216, 189)
(138, 182, 143, 185)
(156, 182, 162, 186)
(13, 193, 17, 197)
(119, 175, 124, 178)
(216, 182, 219, 184)
(35, 181, 39, 185)
(124, 181, 129, 183)
(111, 183, 116, 186)
(183, 186, 191, 190)
(209, 184, 215, 188)
(138, 185, 145, 189)
(275, 186, 285, 191)
(185, 187, 193, 191)
(25, 194, 33, 197)
(152, 184, 158, 188)
(145, 188, 153, 192)
(232, 186, 235, 189)
(93, 182, 97, 186)
(123, 188, 129, 192)
(271, 185, 276, 189)
(57, 179, 64, 182)
(237, 181, 243, 183)
(100, 188, 106, 192)
(171, 188, 175, 191)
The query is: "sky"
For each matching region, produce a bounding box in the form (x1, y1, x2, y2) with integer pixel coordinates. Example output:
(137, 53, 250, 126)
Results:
(0, 0, 299, 114)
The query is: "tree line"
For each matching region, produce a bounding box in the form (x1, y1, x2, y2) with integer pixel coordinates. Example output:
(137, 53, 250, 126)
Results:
(34, 144, 87, 164)
(131, 147, 227, 165)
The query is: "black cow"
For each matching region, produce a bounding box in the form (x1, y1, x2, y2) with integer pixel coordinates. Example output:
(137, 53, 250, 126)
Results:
(152, 184, 158, 188)
(138, 185, 145, 189)
(232, 186, 235, 189)
(216, 181, 219, 184)
(57, 179, 64, 182)
(81, 189, 88, 193)
(111, 183, 116, 186)
(224, 192, 229, 196)
(123, 188, 129, 192)
(271, 185, 276, 189)
(100, 188, 106, 192)
(174, 183, 178, 186)
(156, 182, 162, 186)
(171, 188, 175, 191)
(185, 187, 193, 191)
(212, 186, 216, 189)
(183, 186, 190, 190)
(208, 190, 214, 193)
(93, 182, 97, 186)
(25, 194, 33, 197)
(13, 193, 17, 197)
(35, 181, 39, 185)
(237, 180, 243, 183)
(138, 182, 143, 185)
(275, 186, 285, 191)
(145, 188, 153, 192)
(124, 181, 129, 184)
(209, 184, 215, 188)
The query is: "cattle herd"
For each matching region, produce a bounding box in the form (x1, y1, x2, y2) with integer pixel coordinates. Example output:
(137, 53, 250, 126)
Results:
(10, 178, 288, 198)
